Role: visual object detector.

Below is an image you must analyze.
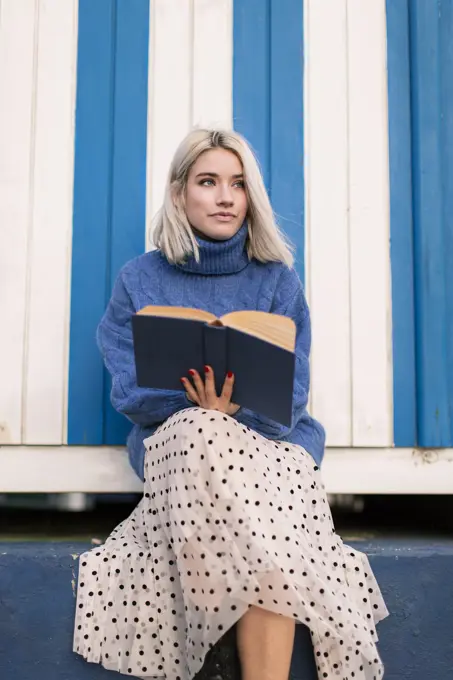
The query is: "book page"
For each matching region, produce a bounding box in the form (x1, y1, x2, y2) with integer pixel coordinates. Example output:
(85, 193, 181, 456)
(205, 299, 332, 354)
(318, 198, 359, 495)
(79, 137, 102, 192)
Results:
(137, 305, 217, 323)
(221, 311, 296, 352)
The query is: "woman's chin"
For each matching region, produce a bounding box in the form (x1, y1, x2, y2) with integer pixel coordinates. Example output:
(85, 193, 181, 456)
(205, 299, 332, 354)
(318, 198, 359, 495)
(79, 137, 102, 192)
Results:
(193, 224, 241, 242)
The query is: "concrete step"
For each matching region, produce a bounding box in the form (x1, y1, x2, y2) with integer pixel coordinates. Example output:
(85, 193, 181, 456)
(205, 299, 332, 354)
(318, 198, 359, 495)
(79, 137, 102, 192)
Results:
(0, 540, 452, 679)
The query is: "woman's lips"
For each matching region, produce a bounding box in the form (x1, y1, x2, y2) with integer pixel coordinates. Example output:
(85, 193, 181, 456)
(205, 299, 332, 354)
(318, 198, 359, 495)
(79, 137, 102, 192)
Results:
(211, 213, 235, 222)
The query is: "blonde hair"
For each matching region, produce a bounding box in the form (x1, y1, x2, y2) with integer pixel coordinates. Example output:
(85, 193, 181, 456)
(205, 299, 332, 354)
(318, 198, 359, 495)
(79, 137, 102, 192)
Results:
(153, 128, 295, 267)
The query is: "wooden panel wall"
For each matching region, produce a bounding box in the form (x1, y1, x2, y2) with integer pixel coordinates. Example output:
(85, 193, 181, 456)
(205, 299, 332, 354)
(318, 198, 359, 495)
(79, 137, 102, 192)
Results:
(304, 0, 393, 447)
(0, 0, 395, 451)
(0, 0, 77, 445)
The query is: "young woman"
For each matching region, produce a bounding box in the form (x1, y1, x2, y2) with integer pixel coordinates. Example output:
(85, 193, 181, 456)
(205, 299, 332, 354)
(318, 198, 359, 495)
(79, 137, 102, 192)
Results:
(74, 129, 388, 680)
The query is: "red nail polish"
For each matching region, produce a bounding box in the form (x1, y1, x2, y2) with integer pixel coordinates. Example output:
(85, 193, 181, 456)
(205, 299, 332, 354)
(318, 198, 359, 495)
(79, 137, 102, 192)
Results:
(227, 371, 233, 378)
(180, 377, 186, 383)
(189, 369, 196, 376)
(204, 365, 210, 373)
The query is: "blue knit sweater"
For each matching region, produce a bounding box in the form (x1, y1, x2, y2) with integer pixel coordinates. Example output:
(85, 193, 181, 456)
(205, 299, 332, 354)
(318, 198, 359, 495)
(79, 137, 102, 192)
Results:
(97, 223, 325, 479)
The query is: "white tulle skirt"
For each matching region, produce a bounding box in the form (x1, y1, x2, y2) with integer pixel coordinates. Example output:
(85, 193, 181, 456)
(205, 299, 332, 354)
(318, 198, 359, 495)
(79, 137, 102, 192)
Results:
(74, 407, 388, 679)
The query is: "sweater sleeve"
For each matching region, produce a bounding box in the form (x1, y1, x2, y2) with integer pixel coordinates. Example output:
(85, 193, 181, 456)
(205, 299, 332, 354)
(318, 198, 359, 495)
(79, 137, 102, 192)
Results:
(97, 269, 191, 426)
(234, 267, 311, 440)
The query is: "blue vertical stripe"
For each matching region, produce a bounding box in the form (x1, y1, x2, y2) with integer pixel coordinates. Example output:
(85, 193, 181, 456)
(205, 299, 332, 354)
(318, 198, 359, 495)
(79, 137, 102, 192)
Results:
(441, 2, 453, 439)
(409, 0, 453, 445)
(233, 0, 304, 279)
(69, 0, 149, 445)
(104, 0, 150, 445)
(386, 0, 417, 445)
(68, 0, 116, 445)
(233, 0, 271, 189)
(269, 0, 304, 281)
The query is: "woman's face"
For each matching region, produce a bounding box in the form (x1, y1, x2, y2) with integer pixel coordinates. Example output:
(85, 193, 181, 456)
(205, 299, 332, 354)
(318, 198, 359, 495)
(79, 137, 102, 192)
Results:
(184, 148, 248, 241)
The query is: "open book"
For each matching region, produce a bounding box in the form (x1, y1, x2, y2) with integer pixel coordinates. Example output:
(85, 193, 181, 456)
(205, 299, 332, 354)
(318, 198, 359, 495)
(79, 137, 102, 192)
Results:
(131, 306, 296, 426)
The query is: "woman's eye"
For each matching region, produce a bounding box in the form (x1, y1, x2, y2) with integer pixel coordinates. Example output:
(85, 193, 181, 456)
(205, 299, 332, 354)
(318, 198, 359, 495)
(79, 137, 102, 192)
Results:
(199, 178, 244, 188)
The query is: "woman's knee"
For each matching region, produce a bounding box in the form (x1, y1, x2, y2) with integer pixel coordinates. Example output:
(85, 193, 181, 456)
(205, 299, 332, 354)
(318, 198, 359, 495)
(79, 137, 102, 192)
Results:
(146, 407, 238, 478)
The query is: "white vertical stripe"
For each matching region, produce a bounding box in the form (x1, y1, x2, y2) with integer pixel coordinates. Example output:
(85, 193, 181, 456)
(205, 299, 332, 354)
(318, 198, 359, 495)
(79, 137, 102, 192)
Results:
(146, 0, 234, 249)
(347, 0, 393, 446)
(146, 0, 192, 248)
(22, 0, 78, 444)
(0, 0, 38, 444)
(304, 0, 352, 445)
(192, 0, 233, 128)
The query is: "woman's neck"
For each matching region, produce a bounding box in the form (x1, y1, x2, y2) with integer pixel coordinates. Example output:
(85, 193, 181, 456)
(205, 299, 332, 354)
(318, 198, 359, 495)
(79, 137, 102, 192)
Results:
(190, 227, 223, 243)
(176, 222, 250, 276)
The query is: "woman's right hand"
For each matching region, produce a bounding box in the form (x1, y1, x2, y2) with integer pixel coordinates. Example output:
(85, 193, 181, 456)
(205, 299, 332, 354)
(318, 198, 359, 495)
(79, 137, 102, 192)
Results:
(181, 365, 240, 416)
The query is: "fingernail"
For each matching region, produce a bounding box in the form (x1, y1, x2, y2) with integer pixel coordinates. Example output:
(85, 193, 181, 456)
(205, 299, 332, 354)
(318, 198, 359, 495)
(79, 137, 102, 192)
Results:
(227, 371, 233, 378)
(189, 369, 196, 376)
(180, 377, 186, 383)
(204, 365, 210, 374)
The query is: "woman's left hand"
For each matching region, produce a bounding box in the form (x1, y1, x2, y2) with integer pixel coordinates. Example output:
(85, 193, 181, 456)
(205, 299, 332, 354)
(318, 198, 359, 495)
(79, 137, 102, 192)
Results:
(181, 366, 240, 416)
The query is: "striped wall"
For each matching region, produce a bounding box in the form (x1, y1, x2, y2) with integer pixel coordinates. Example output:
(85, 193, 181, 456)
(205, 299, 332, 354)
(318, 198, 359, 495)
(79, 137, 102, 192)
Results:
(386, 0, 453, 447)
(68, 0, 150, 446)
(304, 0, 392, 447)
(405, 0, 453, 446)
(1, 0, 452, 457)
(0, 0, 78, 445)
(386, 0, 417, 446)
(68, 0, 306, 447)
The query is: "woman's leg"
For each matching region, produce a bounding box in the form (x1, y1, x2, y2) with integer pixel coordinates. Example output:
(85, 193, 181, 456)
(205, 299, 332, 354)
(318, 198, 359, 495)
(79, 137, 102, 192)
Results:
(237, 606, 295, 680)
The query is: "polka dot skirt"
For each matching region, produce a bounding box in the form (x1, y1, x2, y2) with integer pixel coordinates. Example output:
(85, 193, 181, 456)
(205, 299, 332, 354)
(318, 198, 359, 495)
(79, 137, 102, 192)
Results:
(74, 408, 388, 679)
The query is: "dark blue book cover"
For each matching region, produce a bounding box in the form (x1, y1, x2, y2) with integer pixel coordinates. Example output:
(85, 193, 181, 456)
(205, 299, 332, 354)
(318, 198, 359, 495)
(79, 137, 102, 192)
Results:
(131, 312, 295, 427)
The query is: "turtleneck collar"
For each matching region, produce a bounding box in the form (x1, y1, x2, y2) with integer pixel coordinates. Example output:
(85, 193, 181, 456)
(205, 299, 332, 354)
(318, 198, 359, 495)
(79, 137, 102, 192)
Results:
(176, 221, 250, 276)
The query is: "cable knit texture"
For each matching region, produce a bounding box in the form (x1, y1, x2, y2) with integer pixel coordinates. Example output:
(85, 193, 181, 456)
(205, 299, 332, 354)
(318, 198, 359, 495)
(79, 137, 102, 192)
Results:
(97, 223, 326, 479)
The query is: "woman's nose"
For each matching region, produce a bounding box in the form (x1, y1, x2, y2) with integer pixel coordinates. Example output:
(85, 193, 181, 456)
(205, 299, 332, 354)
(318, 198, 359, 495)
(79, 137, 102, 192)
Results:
(217, 184, 234, 205)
